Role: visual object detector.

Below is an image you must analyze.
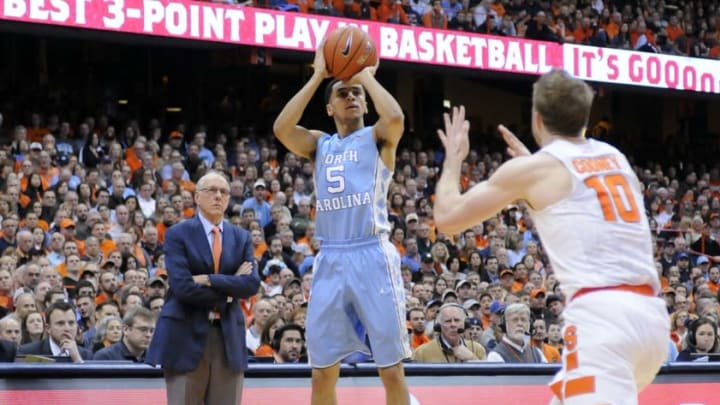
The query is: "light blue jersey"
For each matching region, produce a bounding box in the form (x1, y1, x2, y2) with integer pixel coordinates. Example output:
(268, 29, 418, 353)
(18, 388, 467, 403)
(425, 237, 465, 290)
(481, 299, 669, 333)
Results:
(307, 126, 411, 367)
(314, 126, 392, 242)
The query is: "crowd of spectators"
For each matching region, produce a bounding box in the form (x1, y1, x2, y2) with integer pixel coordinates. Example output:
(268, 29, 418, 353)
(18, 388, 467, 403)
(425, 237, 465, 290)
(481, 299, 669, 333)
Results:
(242, 0, 720, 58)
(0, 106, 719, 366)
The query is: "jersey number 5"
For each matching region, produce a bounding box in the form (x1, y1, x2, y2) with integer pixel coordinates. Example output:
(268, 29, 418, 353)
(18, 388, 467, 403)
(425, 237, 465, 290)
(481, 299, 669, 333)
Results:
(584, 174, 640, 223)
(326, 165, 345, 193)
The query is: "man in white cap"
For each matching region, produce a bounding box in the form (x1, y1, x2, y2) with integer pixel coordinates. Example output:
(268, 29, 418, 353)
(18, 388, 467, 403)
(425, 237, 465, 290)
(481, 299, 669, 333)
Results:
(241, 179, 271, 227)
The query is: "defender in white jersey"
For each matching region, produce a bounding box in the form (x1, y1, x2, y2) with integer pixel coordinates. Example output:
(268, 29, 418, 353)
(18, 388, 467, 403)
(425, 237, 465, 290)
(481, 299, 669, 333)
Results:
(434, 70, 669, 405)
(273, 45, 411, 405)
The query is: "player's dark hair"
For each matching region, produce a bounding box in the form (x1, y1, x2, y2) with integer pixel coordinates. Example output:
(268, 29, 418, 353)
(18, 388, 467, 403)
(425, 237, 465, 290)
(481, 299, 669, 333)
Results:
(324, 79, 341, 104)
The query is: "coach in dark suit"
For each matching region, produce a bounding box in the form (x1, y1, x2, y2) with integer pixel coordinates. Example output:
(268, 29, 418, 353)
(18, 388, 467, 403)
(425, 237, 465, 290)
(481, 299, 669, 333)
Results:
(146, 171, 261, 405)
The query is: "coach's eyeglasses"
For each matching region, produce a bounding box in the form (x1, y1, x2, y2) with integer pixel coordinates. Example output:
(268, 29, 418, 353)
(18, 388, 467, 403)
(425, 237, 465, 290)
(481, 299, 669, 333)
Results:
(199, 187, 230, 197)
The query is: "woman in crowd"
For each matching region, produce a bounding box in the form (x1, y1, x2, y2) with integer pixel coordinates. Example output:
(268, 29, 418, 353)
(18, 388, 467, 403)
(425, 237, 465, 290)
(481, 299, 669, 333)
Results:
(80, 131, 103, 169)
(92, 315, 123, 353)
(391, 227, 406, 257)
(21, 311, 45, 344)
(430, 242, 450, 274)
(466, 251, 484, 279)
(389, 192, 406, 218)
(31, 227, 47, 252)
(254, 314, 287, 357)
(671, 310, 693, 350)
(124, 195, 139, 215)
(446, 256, 466, 281)
(432, 278, 448, 300)
(22, 173, 46, 207)
(677, 317, 720, 362)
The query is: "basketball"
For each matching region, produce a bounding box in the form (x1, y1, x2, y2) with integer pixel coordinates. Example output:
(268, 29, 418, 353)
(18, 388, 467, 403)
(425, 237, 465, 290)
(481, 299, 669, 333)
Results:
(323, 26, 377, 81)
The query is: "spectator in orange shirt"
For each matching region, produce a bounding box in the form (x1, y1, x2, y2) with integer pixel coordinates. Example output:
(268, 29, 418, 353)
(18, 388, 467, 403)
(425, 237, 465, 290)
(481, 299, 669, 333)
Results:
(546, 320, 564, 353)
(707, 265, 720, 295)
(573, 17, 595, 44)
(407, 307, 429, 350)
(423, 0, 448, 29)
(488, 0, 504, 17)
(155, 205, 180, 244)
(631, 20, 656, 50)
(391, 227, 406, 257)
(163, 162, 196, 193)
(36, 150, 59, 187)
(604, 11, 622, 42)
(499, 268, 515, 292)
(531, 318, 561, 363)
(511, 262, 529, 292)
(666, 15, 684, 42)
(89, 221, 116, 258)
(179, 190, 195, 218)
(254, 314, 286, 357)
(125, 138, 146, 173)
(378, 0, 409, 24)
(709, 39, 720, 59)
(59, 218, 85, 256)
(26, 113, 50, 143)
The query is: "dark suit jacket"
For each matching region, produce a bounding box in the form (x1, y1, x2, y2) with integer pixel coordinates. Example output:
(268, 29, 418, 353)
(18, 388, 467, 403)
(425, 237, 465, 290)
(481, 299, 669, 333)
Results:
(145, 216, 261, 373)
(17, 338, 93, 360)
(0, 339, 16, 362)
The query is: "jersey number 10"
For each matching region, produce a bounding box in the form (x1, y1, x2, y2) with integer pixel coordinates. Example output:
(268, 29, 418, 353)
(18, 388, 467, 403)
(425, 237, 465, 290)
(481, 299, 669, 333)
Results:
(584, 174, 640, 223)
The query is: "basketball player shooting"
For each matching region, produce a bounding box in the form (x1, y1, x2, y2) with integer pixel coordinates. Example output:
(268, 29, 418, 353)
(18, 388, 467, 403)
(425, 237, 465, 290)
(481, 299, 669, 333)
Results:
(433, 69, 670, 405)
(273, 40, 411, 405)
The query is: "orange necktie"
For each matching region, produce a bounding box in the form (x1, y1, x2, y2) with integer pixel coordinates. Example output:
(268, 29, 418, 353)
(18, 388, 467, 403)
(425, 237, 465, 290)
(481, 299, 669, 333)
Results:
(212, 226, 222, 274)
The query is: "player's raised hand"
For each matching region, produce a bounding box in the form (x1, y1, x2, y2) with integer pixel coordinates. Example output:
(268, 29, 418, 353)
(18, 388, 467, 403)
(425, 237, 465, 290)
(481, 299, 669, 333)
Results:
(437, 105, 470, 161)
(313, 39, 330, 79)
(498, 124, 531, 158)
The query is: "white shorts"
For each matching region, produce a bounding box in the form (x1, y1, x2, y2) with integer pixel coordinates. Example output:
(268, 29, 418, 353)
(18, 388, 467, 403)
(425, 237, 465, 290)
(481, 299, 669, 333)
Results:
(549, 289, 670, 405)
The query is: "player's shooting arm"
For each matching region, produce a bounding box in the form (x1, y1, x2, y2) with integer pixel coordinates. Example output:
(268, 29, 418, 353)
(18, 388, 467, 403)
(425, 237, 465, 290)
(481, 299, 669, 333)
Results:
(356, 68, 404, 148)
(273, 47, 328, 160)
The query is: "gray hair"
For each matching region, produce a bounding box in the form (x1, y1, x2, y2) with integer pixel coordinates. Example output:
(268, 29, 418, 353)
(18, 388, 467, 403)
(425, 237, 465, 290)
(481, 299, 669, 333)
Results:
(437, 303, 467, 324)
(94, 315, 123, 345)
(195, 170, 230, 191)
(0, 314, 19, 328)
(504, 303, 531, 320)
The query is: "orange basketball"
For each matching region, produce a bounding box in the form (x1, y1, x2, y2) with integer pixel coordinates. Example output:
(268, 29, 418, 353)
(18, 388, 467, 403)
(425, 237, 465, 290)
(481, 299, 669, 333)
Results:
(323, 26, 377, 81)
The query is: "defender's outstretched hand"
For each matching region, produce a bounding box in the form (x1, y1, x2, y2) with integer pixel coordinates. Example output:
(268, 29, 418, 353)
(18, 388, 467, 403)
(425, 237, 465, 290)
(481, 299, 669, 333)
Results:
(437, 105, 470, 162)
(498, 124, 531, 158)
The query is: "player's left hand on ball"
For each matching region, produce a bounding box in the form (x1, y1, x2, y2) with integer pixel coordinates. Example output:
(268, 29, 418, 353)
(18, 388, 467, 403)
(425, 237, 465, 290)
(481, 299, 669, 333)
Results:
(235, 261, 253, 275)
